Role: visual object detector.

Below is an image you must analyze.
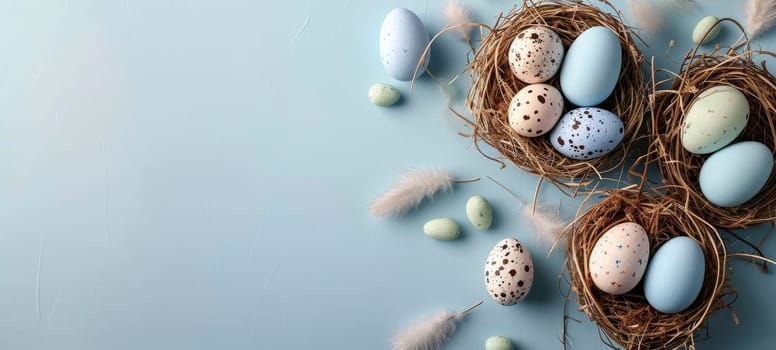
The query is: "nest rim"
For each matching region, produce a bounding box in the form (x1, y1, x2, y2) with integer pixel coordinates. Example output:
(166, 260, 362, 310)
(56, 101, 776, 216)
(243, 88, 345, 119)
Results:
(650, 23, 776, 229)
(464, 0, 649, 192)
(564, 188, 731, 349)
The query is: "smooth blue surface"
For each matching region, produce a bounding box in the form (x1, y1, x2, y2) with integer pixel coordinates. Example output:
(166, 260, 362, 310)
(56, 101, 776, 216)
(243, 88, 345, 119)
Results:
(644, 237, 706, 314)
(559, 26, 622, 107)
(0, 1, 775, 349)
(699, 141, 774, 207)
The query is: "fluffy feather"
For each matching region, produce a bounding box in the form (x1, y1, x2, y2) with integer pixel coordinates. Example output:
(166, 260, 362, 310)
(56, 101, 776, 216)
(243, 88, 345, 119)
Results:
(369, 169, 453, 217)
(743, 0, 776, 39)
(627, 0, 663, 33)
(391, 302, 481, 350)
(522, 205, 567, 249)
(443, 2, 473, 41)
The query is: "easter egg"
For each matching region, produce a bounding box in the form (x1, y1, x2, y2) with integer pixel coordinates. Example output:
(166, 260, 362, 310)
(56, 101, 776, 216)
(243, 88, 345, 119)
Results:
(466, 195, 493, 230)
(423, 218, 460, 240)
(485, 336, 514, 350)
(507, 84, 564, 137)
(699, 141, 774, 207)
(681, 85, 749, 154)
(484, 238, 534, 306)
(549, 107, 625, 160)
(368, 83, 400, 106)
(559, 26, 622, 107)
(643, 237, 706, 314)
(508, 26, 565, 83)
(588, 222, 650, 295)
(692, 16, 722, 44)
(379, 8, 430, 81)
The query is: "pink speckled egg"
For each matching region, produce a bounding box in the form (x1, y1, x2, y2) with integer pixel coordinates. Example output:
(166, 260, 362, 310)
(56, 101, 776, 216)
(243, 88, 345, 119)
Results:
(507, 84, 564, 137)
(508, 26, 565, 83)
(588, 222, 650, 295)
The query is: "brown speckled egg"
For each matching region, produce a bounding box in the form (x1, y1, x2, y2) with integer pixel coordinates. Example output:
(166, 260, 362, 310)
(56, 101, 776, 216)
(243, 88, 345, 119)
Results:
(484, 238, 534, 306)
(508, 26, 564, 83)
(508, 84, 564, 137)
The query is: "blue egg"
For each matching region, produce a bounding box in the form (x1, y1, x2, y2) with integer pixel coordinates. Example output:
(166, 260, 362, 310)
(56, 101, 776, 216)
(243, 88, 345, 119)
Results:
(643, 237, 705, 314)
(549, 107, 624, 160)
(699, 141, 773, 207)
(559, 26, 622, 107)
(379, 8, 430, 81)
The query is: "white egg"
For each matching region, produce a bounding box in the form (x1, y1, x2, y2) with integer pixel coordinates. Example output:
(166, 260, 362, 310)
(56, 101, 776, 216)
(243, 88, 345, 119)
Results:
(508, 26, 565, 83)
(588, 222, 650, 295)
(484, 238, 534, 305)
(507, 84, 564, 137)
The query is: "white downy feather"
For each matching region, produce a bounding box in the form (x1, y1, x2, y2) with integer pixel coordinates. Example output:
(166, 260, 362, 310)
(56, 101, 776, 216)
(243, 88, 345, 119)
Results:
(522, 205, 567, 249)
(391, 301, 481, 350)
(369, 169, 453, 217)
(743, 0, 776, 39)
(627, 0, 663, 33)
(443, 2, 473, 41)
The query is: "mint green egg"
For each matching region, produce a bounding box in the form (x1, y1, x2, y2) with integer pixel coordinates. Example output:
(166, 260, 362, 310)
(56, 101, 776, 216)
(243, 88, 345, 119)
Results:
(692, 16, 721, 44)
(423, 218, 460, 240)
(466, 195, 493, 230)
(485, 336, 513, 350)
(681, 85, 749, 154)
(368, 83, 400, 107)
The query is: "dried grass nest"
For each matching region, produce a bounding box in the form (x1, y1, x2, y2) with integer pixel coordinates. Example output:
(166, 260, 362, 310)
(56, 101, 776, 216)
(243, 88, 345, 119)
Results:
(650, 33, 776, 229)
(564, 188, 733, 349)
(463, 0, 648, 190)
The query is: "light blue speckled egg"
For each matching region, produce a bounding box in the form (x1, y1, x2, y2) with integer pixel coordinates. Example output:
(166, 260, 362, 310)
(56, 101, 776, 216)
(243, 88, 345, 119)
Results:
(699, 141, 773, 207)
(643, 237, 705, 314)
(379, 8, 430, 81)
(559, 26, 622, 107)
(549, 107, 625, 160)
(681, 85, 749, 154)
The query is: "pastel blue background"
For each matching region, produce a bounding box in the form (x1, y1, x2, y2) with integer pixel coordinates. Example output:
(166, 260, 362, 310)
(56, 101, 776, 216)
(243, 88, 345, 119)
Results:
(0, 0, 774, 349)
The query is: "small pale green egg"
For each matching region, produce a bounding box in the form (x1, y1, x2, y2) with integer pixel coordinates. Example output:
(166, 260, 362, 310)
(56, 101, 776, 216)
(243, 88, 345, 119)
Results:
(466, 195, 493, 230)
(485, 336, 514, 350)
(423, 218, 460, 240)
(368, 83, 400, 107)
(692, 16, 721, 44)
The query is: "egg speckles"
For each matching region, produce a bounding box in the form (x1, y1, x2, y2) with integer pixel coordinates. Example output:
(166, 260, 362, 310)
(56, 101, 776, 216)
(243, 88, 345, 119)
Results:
(508, 26, 564, 83)
(484, 238, 534, 306)
(508, 84, 564, 137)
(549, 107, 625, 160)
(588, 222, 650, 295)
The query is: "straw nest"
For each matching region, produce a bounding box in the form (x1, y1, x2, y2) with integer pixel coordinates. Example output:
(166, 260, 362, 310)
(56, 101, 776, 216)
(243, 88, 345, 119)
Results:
(463, 0, 647, 190)
(650, 28, 776, 229)
(564, 188, 733, 349)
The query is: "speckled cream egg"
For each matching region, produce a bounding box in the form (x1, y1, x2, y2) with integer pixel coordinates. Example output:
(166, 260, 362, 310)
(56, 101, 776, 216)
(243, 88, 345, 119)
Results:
(549, 107, 625, 160)
(508, 26, 564, 83)
(681, 85, 749, 154)
(484, 238, 534, 306)
(507, 84, 564, 137)
(588, 222, 650, 295)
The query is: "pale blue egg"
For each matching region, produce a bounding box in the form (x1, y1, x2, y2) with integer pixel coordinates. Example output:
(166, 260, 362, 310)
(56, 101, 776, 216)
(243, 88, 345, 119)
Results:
(699, 141, 774, 207)
(379, 8, 430, 81)
(559, 26, 622, 107)
(643, 237, 705, 314)
(549, 107, 624, 160)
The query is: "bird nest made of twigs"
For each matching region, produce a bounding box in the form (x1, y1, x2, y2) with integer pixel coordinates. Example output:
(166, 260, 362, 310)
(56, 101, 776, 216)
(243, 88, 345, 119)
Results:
(650, 24, 776, 229)
(564, 188, 733, 349)
(463, 0, 648, 191)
